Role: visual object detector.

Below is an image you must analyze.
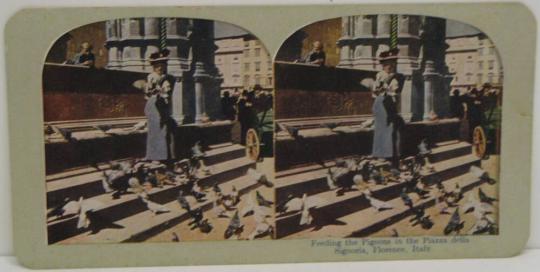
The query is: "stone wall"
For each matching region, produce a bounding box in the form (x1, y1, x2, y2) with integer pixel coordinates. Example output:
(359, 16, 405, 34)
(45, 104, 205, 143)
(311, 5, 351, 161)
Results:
(274, 61, 377, 119)
(43, 63, 148, 121)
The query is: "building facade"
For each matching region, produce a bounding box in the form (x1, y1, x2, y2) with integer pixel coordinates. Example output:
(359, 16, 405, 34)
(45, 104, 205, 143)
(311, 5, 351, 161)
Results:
(446, 34, 503, 93)
(337, 15, 451, 121)
(214, 34, 273, 94)
(104, 18, 223, 124)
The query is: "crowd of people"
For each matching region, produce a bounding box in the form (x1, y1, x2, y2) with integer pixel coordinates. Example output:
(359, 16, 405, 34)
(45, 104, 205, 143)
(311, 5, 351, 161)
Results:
(220, 86, 274, 145)
(449, 84, 501, 139)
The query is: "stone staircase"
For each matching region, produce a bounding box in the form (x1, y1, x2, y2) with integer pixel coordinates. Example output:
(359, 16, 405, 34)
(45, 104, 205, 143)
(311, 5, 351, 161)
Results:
(274, 141, 485, 239)
(46, 142, 258, 244)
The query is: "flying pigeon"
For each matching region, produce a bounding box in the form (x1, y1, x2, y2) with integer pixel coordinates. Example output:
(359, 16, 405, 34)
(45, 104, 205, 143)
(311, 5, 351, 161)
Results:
(138, 192, 170, 215)
(363, 190, 393, 211)
(224, 211, 244, 239)
(444, 208, 464, 235)
(76, 197, 105, 230)
(299, 194, 313, 226)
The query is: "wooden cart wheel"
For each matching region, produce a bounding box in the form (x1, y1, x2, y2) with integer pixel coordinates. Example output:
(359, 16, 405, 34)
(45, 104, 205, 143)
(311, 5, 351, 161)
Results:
(472, 126, 487, 158)
(245, 128, 260, 161)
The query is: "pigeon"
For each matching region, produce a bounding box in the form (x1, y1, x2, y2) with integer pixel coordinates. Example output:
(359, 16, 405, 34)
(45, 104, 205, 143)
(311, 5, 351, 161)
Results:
(47, 197, 80, 219)
(93, 125, 112, 133)
(326, 169, 337, 190)
(247, 168, 273, 187)
(177, 191, 191, 211)
(400, 189, 414, 209)
(241, 193, 272, 217)
(191, 141, 206, 158)
(212, 199, 230, 218)
(248, 219, 273, 240)
(323, 122, 339, 130)
(230, 186, 240, 205)
(224, 211, 244, 239)
(391, 228, 399, 237)
(299, 194, 313, 226)
(191, 182, 206, 202)
(213, 184, 222, 196)
(444, 208, 464, 235)
(255, 191, 273, 207)
(138, 193, 170, 215)
(277, 194, 303, 214)
(478, 188, 497, 205)
(76, 198, 105, 230)
(198, 219, 213, 233)
(171, 232, 180, 242)
(470, 165, 496, 185)
(56, 127, 73, 141)
(188, 208, 204, 227)
(363, 190, 393, 211)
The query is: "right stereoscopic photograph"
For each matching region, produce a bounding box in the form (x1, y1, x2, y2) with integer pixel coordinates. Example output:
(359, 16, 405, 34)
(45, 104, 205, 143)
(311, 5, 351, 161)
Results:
(273, 15, 501, 239)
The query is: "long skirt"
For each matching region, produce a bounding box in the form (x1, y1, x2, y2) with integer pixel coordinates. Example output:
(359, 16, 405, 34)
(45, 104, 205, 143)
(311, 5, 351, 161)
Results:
(371, 95, 400, 159)
(144, 95, 175, 161)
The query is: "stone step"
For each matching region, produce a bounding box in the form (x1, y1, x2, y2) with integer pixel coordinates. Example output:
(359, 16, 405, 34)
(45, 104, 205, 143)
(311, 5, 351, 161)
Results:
(203, 144, 246, 166)
(281, 172, 484, 239)
(46, 144, 248, 207)
(429, 142, 472, 163)
(274, 154, 480, 238)
(55, 175, 261, 244)
(275, 153, 480, 205)
(47, 157, 255, 244)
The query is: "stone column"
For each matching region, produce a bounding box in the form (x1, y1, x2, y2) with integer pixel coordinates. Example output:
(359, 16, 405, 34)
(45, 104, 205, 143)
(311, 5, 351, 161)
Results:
(171, 75, 185, 125)
(193, 62, 209, 124)
(423, 60, 437, 120)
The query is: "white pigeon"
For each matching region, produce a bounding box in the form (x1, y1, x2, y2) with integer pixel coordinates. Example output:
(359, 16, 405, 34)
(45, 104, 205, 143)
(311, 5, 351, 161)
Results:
(326, 172, 337, 190)
(470, 165, 488, 179)
(61, 197, 82, 217)
(282, 196, 303, 213)
(138, 193, 170, 215)
(299, 194, 312, 226)
(248, 216, 273, 240)
(76, 197, 105, 229)
(363, 190, 394, 211)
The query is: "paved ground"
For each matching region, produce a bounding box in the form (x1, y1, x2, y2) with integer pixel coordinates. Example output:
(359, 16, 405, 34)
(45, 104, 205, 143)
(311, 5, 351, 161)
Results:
(146, 159, 275, 242)
(284, 155, 500, 239)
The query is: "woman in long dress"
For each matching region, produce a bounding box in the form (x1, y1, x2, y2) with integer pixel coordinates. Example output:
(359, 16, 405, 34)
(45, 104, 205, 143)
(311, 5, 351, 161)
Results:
(144, 50, 176, 162)
(371, 49, 404, 167)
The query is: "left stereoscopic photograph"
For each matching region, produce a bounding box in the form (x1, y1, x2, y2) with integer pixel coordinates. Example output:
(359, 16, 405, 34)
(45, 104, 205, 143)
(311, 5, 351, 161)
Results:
(43, 18, 275, 244)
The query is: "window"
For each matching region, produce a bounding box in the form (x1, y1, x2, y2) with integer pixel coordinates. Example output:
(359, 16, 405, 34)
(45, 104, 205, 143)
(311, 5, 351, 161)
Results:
(268, 60, 272, 70)
(233, 56, 239, 62)
(255, 48, 261, 57)
(244, 63, 250, 72)
(478, 61, 483, 69)
(477, 74, 482, 84)
(268, 77, 273, 85)
(255, 62, 261, 72)
(478, 48, 483, 56)
(244, 41, 249, 47)
(244, 49, 249, 57)
(488, 73, 494, 83)
(255, 75, 261, 85)
(244, 75, 250, 85)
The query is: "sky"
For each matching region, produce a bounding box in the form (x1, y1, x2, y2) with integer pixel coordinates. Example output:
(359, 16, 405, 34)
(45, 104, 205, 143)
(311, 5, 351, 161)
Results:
(214, 18, 482, 39)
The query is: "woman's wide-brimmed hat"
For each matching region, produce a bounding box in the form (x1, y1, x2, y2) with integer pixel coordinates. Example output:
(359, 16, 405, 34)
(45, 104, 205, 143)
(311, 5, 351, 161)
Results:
(149, 49, 170, 65)
(379, 48, 399, 63)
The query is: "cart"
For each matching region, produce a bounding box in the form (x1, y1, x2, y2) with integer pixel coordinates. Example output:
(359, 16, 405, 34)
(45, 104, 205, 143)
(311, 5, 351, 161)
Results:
(245, 108, 274, 161)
